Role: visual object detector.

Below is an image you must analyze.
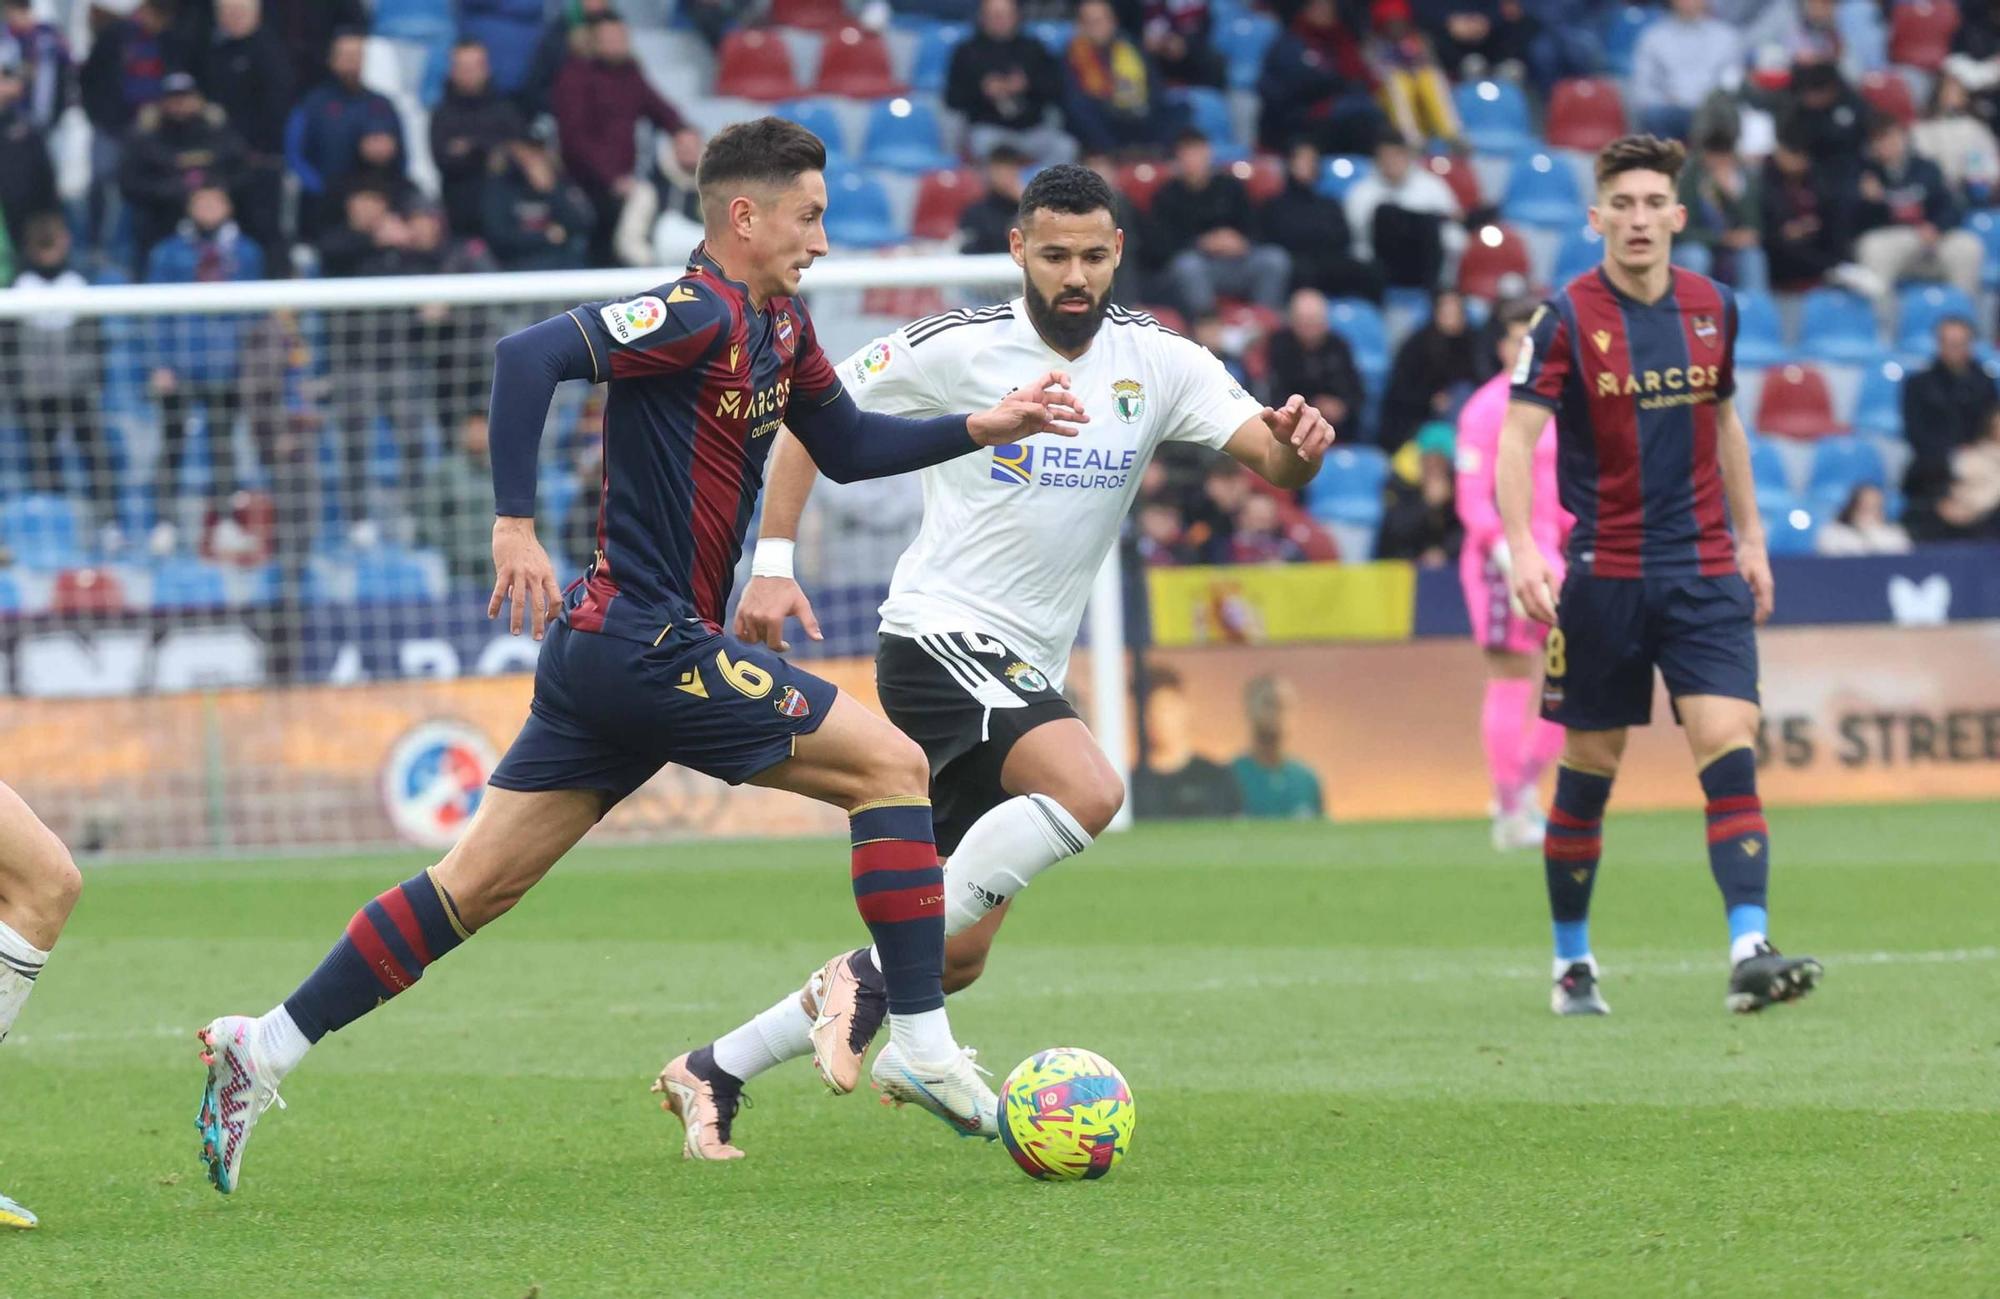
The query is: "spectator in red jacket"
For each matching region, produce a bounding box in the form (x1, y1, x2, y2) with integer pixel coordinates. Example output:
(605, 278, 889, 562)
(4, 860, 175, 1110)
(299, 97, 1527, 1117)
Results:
(549, 14, 696, 266)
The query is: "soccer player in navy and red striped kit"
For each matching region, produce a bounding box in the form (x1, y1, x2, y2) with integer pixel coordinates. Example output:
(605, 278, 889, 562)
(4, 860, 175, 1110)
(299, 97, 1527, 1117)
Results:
(1500, 135, 1823, 1017)
(192, 117, 1091, 1192)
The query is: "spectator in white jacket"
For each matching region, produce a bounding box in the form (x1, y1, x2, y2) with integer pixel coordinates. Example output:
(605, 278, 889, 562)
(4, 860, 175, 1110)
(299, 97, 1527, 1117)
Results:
(1912, 72, 2000, 207)
(1345, 131, 1463, 290)
(1631, 0, 1744, 140)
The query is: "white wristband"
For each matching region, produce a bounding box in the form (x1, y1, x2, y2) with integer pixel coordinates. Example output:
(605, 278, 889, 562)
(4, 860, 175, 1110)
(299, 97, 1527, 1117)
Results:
(750, 538, 796, 580)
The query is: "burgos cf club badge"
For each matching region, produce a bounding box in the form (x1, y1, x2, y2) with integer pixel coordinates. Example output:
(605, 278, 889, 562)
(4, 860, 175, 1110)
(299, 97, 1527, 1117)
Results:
(1692, 314, 1718, 347)
(775, 686, 813, 719)
(381, 721, 499, 848)
(1005, 661, 1050, 694)
(601, 295, 666, 344)
(1113, 378, 1145, 424)
(991, 444, 1034, 484)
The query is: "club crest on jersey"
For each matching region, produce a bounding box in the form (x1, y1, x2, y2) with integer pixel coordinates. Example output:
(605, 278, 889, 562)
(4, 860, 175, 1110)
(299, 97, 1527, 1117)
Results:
(1692, 314, 1718, 346)
(1004, 661, 1049, 693)
(775, 312, 796, 358)
(1113, 378, 1145, 424)
(991, 444, 1034, 484)
(774, 686, 812, 719)
(602, 295, 667, 344)
(1591, 328, 1613, 355)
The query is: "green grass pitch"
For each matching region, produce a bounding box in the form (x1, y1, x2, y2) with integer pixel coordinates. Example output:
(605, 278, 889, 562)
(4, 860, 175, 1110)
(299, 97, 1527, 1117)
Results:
(3, 802, 1997, 1297)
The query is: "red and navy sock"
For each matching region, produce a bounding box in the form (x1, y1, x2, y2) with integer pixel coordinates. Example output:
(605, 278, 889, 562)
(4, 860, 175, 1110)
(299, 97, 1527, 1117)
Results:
(283, 869, 471, 1042)
(1699, 746, 1770, 944)
(850, 797, 946, 1016)
(1545, 763, 1614, 961)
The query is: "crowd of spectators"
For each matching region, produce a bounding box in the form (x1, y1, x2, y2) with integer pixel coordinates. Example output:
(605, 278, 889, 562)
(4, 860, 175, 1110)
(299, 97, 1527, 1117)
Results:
(5, 0, 2000, 580)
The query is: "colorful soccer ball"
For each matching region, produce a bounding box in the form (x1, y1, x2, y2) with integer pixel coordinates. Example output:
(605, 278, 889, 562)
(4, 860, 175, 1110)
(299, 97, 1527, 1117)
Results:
(999, 1047, 1136, 1181)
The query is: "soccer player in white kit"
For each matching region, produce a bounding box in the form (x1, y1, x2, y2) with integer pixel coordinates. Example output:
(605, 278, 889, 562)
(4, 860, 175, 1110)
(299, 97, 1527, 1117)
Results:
(1455, 301, 1573, 852)
(653, 163, 1336, 1158)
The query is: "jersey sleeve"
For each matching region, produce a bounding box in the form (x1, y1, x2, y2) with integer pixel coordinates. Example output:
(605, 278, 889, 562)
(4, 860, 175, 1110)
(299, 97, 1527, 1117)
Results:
(1162, 333, 1269, 449)
(831, 327, 948, 418)
(783, 300, 846, 421)
(1509, 301, 1570, 411)
(1715, 282, 1738, 401)
(566, 279, 728, 381)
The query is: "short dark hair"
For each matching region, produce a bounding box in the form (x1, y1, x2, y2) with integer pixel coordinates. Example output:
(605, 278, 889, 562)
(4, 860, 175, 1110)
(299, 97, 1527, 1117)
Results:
(1594, 133, 1687, 190)
(1497, 298, 1539, 329)
(1174, 127, 1210, 149)
(696, 116, 827, 218)
(1017, 163, 1114, 224)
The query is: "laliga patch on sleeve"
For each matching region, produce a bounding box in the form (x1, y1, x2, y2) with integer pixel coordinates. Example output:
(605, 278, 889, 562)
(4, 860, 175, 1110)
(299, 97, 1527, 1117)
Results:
(851, 340, 894, 384)
(1511, 333, 1535, 385)
(601, 295, 668, 345)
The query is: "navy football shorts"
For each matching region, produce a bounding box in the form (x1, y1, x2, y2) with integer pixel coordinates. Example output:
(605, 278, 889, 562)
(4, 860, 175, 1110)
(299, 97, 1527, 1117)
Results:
(489, 618, 838, 805)
(1539, 571, 1760, 730)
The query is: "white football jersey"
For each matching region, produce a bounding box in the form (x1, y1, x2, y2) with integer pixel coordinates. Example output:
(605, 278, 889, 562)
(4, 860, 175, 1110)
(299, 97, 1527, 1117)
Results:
(837, 299, 1266, 685)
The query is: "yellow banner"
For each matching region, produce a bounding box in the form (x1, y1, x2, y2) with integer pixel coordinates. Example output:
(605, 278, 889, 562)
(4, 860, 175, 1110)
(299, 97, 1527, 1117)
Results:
(1146, 562, 1416, 645)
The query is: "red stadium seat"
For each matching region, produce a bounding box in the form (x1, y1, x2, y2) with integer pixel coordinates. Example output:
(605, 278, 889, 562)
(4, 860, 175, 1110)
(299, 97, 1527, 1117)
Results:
(1756, 364, 1844, 439)
(1889, 0, 1959, 72)
(1426, 152, 1483, 213)
(52, 567, 126, 616)
(1115, 161, 1173, 213)
(1457, 223, 1533, 300)
(714, 30, 801, 100)
(1138, 303, 1189, 334)
(1859, 70, 1917, 126)
(1543, 77, 1629, 153)
(768, 0, 851, 32)
(812, 27, 901, 98)
(1230, 155, 1286, 204)
(910, 168, 979, 240)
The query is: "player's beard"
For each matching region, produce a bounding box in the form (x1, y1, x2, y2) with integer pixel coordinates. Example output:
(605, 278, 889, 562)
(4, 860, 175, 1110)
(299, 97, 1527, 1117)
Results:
(1024, 279, 1110, 354)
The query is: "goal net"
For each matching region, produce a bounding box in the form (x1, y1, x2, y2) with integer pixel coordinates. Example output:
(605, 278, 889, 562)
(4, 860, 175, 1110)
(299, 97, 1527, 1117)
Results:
(0, 253, 1133, 857)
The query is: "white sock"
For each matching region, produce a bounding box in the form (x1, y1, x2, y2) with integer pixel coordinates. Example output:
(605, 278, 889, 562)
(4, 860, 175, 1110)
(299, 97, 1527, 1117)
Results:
(0, 919, 51, 1047)
(711, 991, 814, 1082)
(943, 794, 1092, 938)
(255, 1004, 312, 1082)
(1730, 932, 1767, 966)
(1552, 954, 1598, 980)
(889, 1006, 957, 1063)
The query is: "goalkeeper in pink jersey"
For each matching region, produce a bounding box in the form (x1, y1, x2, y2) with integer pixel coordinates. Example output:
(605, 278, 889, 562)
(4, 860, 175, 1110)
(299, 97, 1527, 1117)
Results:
(1456, 301, 1572, 850)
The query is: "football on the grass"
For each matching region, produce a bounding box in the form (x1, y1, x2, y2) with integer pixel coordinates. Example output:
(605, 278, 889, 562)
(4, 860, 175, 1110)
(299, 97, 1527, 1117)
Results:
(999, 1047, 1135, 1181)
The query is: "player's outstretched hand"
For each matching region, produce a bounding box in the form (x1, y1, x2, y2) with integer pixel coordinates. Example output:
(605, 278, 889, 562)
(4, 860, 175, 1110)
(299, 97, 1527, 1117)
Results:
(1264, 395, 1336, 461)
(1510, 544, 1560, 627)
(968, 370, 1088, 445)
(489, 516, 564, 640)
(1739, 538, 1775, 624)
(734, 575, 822, 653)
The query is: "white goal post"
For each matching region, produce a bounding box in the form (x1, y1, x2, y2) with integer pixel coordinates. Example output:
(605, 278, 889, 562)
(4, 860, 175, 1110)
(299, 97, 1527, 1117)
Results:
(0, 252, 1133, 853)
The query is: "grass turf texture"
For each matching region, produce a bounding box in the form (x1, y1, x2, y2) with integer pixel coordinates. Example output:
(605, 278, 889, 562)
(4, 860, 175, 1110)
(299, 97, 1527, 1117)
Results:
(3, 802, 1997, 1297)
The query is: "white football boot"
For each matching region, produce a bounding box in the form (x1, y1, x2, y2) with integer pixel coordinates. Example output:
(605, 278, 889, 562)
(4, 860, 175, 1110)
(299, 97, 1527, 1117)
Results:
(196, 1015, 288, 1194)
(1492, 806, 1548, 852)
(870, 1041, 1000, 1140)
(0, 1189, 38, 1229)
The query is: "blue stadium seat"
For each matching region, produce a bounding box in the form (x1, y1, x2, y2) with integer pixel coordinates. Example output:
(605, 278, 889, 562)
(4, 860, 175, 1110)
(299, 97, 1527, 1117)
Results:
(149, 557, 229, 610)
(1763, 496, 1819, 554)
(0, 570, 19, 613)
(1027, 19, 1073, 54)
(1749, 437, 1792, 507)
(1808, 434, 1888, 503)
(1551, 225, 1602, 284)
(822, 168, 903, 247)
(1601, 5, 1655, 76)
(907, 22, 968, 94)
(0, 494, 84, 570)
(1851, 359, 1905, 437)
(1797, 288, 1882, 365)
(1169, 86, 1241, 156)
(1895, 282, 1978, 354)
(1316, 154, 1372, 201)
(1216, 13, 1279, 90)
(1733, 291, 1786, 368)
(1327, 298, 1389, 379)
(775, 99, 849, 163)
(1500, 151, 1586, 229)
(1455, 79, 1532, 154)
(353, 546, 444, 605)
(1304, 445, 1390, 526)
(862, 97, 952, 172)
(1670, 241, 1713, 275)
